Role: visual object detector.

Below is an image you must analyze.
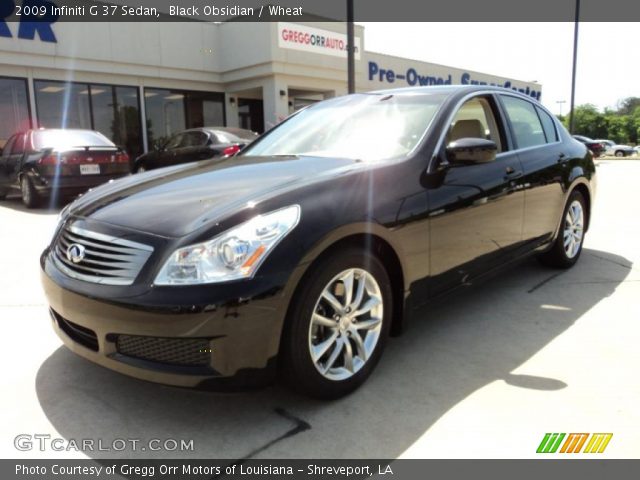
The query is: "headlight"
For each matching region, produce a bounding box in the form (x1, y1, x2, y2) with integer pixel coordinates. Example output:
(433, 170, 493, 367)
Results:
(154, 205, 300, 285)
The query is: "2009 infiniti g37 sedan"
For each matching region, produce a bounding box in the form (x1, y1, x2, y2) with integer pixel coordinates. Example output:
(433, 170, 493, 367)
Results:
(41, 86, 596, 399)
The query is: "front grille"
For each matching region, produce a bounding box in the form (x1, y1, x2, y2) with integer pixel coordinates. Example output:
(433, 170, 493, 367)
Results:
(116, 335, 212, 367)
(51, 309, 99, 351)
(52, 224, 153, 286)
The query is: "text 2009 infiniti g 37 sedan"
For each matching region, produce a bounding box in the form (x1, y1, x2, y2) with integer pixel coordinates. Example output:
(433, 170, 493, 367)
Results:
(41, 86, 596, 398)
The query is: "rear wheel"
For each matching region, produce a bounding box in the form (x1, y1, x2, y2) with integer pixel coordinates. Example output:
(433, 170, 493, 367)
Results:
(615, 150, 624, 157)
(20, 175, 40, 209)
(135, 163, 147, 173)
(538, 190, 587, 268)
(281, 248, 392, 399)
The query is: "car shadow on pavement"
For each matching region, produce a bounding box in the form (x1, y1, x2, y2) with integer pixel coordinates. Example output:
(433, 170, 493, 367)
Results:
(35, 248, 632, 460)
(1, 195, 66, 215)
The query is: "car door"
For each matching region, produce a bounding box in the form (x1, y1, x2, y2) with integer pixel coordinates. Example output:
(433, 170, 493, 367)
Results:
(6, 133, 27, 184)
(155, 133, 185, 168)
(499, 95, 566, 247)
(180, 131, 212, 162)
(427, 94, 525, 297)
(0, 135, 17, 188)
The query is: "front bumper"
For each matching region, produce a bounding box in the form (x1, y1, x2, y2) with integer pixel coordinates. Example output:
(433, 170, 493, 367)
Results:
(41, 258, 288, 389)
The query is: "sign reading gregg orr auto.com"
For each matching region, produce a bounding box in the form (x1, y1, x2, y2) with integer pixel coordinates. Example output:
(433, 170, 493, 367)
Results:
(278, 22, 361, 60)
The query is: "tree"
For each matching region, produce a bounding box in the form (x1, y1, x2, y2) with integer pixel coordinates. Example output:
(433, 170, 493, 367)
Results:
(616, 97, 640, 116)
(560, 98, 640, 145)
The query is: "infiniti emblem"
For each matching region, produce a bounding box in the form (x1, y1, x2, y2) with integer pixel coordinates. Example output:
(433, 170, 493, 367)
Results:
(66, 243, 86, 264)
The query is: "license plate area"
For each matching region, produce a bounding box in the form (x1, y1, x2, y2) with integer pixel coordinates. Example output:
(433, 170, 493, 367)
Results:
(80, 164, 100, 175)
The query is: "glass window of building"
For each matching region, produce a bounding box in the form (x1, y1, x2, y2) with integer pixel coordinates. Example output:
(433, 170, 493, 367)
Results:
(35, 80, 92, 130)
(144, 88, 224, 149)
(0, 77, 31, 150)
(91, 85, 142, 158)
(34, 80, 143, 158)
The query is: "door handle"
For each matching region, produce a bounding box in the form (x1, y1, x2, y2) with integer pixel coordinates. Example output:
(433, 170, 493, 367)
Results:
(504, 166, 522, 181)
(557, 152, 566, 163)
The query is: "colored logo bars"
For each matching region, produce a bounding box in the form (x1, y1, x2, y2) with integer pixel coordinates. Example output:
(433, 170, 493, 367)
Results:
(537, 433, 613, 454)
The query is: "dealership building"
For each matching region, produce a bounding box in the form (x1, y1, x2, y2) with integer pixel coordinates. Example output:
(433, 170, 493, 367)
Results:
(0, 21, 541, 158)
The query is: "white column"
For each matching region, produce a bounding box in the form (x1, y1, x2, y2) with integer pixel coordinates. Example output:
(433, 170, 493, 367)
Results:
(262, 77, 289, 131)
(225, 95, 239, 128)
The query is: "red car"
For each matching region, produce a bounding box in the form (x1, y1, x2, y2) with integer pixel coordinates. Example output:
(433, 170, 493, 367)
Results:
(572, 135, 604, 158)
(0, 129, 130, 208)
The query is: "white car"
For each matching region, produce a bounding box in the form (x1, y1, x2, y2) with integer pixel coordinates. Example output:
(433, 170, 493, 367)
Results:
(595, 139, 635, 157)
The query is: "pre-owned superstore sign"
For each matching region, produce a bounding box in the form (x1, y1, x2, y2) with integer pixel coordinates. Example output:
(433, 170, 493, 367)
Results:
(369, 61, 541, 100)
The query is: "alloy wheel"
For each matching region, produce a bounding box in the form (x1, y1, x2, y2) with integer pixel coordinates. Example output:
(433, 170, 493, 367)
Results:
(21, 177, 31, 205)
(308, 268, 383, 381)
(563, 200, 584, 259)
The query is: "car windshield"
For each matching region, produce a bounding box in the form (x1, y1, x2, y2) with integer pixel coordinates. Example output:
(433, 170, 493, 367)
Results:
(242, 93, 447, 161)
(33, 130, 114, 150)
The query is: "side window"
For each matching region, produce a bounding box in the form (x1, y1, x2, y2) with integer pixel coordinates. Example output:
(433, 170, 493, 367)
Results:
(166, 134, 184, 150)
(184, 131, 208, 147)
(447, 96, 503, 152)
(536, 106, 558, 143)
(501, 95, 546, 149)
(11, 134, 26, 155)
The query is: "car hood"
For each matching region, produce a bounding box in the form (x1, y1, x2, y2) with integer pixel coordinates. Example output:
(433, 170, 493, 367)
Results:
(68, 155, 362, 237)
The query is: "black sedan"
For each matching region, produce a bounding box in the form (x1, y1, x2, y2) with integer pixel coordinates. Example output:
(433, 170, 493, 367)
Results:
(134, 127, 258, 172)
(41, 86, 596, 399)
(0, 129, 130, 208)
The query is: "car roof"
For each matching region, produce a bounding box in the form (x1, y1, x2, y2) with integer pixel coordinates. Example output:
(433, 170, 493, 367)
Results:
(369, 85, 535, 97)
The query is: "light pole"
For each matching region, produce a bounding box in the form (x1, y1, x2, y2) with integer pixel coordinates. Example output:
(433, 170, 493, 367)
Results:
(569, 0, 580, 133)
(556, 100, 567, 117)
(346, 0, 355, 94)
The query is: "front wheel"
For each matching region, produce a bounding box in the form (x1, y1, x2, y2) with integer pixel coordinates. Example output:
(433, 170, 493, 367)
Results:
(615, 150, 624, 157)
(281, 248, 393, 399)
(538, 190, 587, 268)
(135, 163, 147, 173)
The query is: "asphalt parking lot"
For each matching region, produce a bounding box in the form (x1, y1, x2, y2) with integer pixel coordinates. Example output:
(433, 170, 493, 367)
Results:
(0, 160, 638, 460)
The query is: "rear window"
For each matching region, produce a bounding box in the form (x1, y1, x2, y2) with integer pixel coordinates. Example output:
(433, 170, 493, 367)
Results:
(33, 130, 115, 150)
(213, 130, 257, 143)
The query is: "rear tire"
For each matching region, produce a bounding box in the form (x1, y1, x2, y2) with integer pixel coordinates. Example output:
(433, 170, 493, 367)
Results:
(20, 175, 40, 209)
(280, 248, 393, 399)
(135, 163, 147, 173)
(538, 190, 587, 268)
(615, 150, 624, 157)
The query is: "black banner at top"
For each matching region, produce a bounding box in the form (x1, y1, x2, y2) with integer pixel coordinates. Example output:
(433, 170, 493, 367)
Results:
(1, 0, 639, 22)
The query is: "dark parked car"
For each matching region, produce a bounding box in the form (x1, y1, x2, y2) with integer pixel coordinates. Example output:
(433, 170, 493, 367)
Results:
(0, 129, 130, 208)
(41, 86, 595, 398)
(134, 127, 258, 172)
(573, 135, 604, 158)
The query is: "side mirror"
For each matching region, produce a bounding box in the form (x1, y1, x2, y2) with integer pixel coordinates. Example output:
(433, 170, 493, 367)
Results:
(446, 138, 497, 164)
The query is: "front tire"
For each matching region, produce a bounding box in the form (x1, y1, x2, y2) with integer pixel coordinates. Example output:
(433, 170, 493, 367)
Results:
(538, 190, 587, 268)
(135, 163, 147, 173)
(20, 175, 40, 209)
(281, 248, 393, 399)
(615, 150, 624, 157)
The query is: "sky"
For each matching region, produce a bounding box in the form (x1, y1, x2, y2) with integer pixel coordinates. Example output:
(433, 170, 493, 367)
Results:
(359, 22, 639, 115)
